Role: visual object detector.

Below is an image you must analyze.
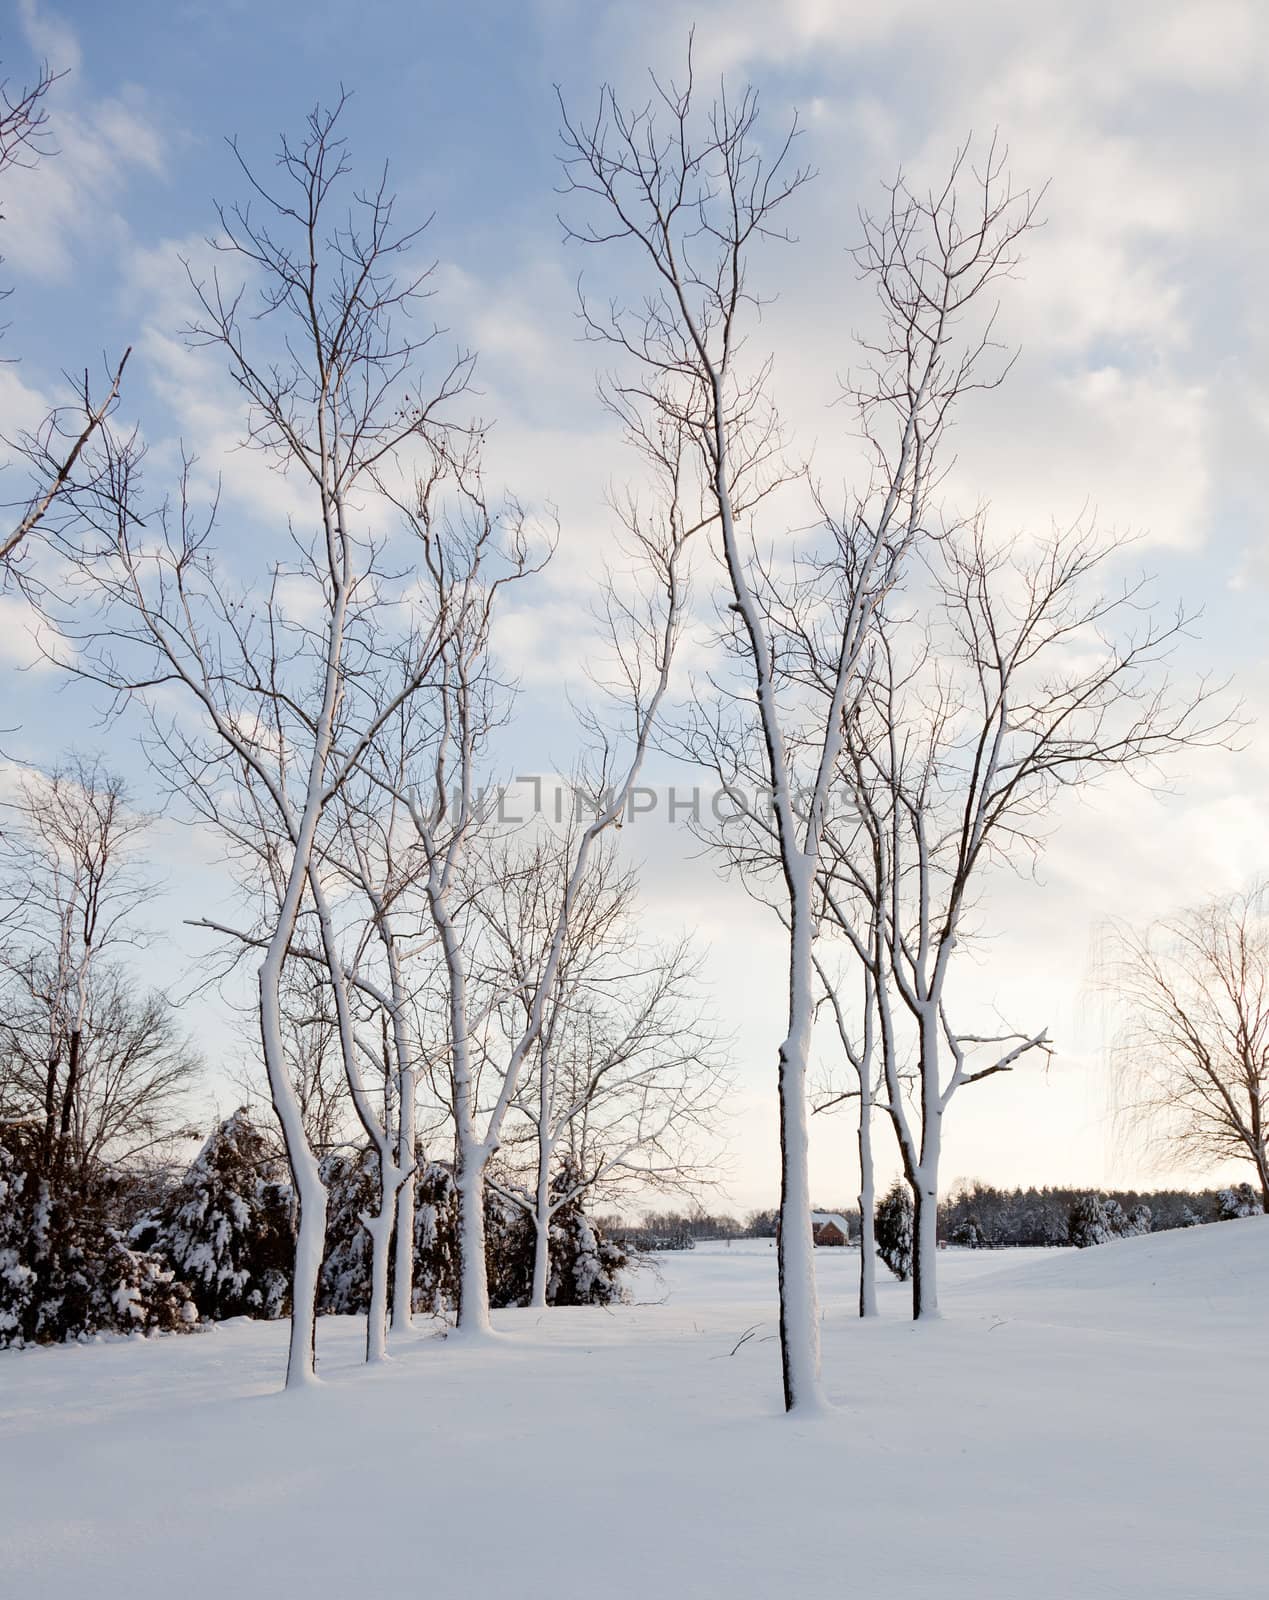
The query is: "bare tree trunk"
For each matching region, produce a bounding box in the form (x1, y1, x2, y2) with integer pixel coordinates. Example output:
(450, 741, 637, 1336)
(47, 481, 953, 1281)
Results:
(364, 1192, 393, 1364)
(42, 1054, 59, 1168)
(857, 1078, 877, 1319)
(391, 1067, 416, 1333)
(58, 1030, 80, 1143)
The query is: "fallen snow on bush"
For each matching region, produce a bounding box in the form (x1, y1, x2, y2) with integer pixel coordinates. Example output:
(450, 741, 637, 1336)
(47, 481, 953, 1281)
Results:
(1, 1224, 1265, 1598)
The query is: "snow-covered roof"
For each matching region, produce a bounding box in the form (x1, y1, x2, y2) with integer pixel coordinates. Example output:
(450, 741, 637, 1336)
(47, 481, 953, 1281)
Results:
(811, 1212, 850, 1234)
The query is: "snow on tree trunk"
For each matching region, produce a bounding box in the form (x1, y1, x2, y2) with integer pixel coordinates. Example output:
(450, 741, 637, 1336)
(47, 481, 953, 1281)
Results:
(364, 1199, 392, 1364)
(911, 1172, 940, 1320)
(530, 1214, 550, 1310)
(910, 1013, 943, 1321)
(776, 876, 824, 1410)
(454, 1146, 493, 1336)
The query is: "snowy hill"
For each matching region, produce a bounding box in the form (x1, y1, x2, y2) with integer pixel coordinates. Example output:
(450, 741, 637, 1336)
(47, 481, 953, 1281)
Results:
(956, 1213, 1269, 1331)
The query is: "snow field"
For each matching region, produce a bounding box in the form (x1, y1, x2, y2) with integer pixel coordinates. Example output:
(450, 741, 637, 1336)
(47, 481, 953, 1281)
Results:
(1, 1224, 1265, 1599)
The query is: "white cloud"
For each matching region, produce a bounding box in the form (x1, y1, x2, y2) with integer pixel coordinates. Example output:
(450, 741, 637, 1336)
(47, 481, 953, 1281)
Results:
(952, 365, 1212, 551)
(17, 0, 82, 76)
(0, 592, 50, 670)
(1, 84, 163, 282)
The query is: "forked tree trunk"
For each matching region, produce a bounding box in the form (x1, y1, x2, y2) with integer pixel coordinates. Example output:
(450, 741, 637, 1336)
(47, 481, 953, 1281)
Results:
(259, 776, 341, 1388)
(259, 954, 328, 1388)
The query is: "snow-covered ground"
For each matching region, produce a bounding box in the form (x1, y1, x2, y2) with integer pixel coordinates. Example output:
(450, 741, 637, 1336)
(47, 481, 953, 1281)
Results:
(2, 1222, 1266, 1599)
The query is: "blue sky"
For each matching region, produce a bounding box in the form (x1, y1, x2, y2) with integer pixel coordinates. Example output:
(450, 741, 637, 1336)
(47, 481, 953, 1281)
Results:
(5, 0, 1269, 1208)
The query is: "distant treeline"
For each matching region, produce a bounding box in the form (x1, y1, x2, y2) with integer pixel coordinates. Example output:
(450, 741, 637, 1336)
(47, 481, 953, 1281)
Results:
(604, 1181, 1264, 1252)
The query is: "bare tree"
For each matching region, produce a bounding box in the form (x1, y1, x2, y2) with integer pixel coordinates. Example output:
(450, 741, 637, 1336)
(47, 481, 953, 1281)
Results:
(0, 756, 155, 1176)
(206, 808, 443, 1360)
(827, 520, 1228, 1317)
(401, 459, 695, 1337)
(1106, 884, 1269, 1208)
(477, 828, 727, 1306)
(191, 449, 532, 1360)
(559, 50, 1040, 1406)
(0, 971, 200, 1173)
(53, 101, 471, 1386)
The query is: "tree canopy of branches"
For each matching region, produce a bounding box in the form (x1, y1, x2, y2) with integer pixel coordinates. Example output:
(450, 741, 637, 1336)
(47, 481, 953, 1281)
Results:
(821, 520, 1227, 1317)
(558, 45, 1041, 1407)
(53, 98, 474, 1384)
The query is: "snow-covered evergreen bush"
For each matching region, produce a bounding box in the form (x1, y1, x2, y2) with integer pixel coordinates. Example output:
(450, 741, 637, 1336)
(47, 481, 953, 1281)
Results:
(149, 1109, 294, 1320)
(951, 1216, 987, 1248)
(1068, 1193, 1111, 1247)
(0, 1119, 194, 1347)
(481, 1165, 629, 1309)
(317, 1146, 380, 1315)
(0, 1126, 37, 1343)
(1070, 1194, 1155, 1246)
(1217, 1183, 1264, 1220)
(317, 1150, 627, 1316)
(551, 1206, 628, 1307)
(411, 1160, 460, 1315)
(316, 1153, 460, 1318)
(483, 1187, 535, 1309)
(875, 1179, 914, 1280)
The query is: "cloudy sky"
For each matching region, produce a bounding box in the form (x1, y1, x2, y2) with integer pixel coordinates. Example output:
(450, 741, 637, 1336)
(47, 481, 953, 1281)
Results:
(4, 0, 1268, 1211)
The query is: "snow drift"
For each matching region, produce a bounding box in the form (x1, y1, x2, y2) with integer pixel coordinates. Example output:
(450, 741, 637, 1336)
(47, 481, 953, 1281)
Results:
(958, 1213, 1269, 1330)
